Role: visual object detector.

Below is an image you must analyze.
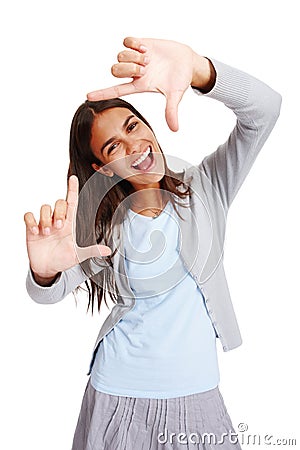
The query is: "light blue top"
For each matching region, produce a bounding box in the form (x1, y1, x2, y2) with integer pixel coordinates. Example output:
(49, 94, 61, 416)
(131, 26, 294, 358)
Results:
(90, 201, 220, 398)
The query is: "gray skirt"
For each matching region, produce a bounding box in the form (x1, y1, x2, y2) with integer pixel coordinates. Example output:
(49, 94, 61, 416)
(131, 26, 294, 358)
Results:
(71, 378, 242, 450)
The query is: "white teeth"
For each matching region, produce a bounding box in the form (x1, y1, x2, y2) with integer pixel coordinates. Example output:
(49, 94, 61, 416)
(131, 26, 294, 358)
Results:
(131, 147, 151, 167)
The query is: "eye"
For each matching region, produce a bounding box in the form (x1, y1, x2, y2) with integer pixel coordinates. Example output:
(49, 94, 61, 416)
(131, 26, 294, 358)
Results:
(107, 142, 119, 155)
(127, 121, 138, 132)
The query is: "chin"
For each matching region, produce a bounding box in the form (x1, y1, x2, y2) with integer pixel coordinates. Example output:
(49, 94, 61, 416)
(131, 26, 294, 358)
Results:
(127, 170, 165, 188)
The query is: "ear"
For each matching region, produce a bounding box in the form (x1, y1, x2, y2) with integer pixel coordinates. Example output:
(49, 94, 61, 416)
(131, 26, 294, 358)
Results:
(92, 163, 114, 178)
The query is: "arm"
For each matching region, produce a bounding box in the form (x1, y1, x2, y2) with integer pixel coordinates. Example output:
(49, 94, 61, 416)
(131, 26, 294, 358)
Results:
(194, 58, 282, 210)
(26, 264, 89, 305)
(87, 36, 282, 209)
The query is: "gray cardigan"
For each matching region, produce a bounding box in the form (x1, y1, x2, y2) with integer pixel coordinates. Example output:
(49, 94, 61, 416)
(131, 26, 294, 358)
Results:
(26, 59, 282, 375)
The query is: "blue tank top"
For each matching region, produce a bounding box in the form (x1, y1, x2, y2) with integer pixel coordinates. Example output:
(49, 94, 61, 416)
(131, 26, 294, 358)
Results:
(90, 201, 220, 398)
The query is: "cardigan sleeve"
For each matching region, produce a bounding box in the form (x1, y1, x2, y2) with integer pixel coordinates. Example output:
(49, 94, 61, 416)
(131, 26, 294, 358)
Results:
(26, 255, 110, 304)
(26, 264, 89, 304)
(193, 59, 282, 211)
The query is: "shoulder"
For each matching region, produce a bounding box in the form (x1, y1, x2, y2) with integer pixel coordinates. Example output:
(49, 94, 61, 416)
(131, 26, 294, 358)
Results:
(180, 164, 208, 187)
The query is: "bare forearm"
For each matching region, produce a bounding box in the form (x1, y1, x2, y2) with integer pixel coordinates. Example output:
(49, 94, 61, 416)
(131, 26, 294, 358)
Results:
(32, 271, 60, 287)
(191, 54, 216, 93)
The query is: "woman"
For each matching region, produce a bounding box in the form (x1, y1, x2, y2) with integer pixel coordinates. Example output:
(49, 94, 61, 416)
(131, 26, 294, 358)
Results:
(24, 37, 281, 449)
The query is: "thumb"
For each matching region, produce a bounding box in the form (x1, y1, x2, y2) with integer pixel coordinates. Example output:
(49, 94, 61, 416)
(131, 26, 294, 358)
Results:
(75, 243, 112, 264)
(165, 90, 184, 132)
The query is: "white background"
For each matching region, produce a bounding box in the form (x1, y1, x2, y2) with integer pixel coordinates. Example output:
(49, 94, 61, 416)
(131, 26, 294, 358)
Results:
(1, 0, 299, 448)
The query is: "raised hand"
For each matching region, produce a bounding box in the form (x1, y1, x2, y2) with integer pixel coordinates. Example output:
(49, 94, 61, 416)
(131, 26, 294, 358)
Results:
(24, 175, 112, 284)
(87, 37, 206, 132)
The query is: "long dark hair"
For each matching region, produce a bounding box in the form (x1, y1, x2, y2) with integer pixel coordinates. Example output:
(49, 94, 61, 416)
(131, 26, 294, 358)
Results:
(68, 98, 191, 313)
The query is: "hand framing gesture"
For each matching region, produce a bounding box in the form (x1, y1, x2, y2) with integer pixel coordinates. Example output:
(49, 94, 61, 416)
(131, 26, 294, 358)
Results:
(24, 175, 112, 285)
(87, 37, 212, 132)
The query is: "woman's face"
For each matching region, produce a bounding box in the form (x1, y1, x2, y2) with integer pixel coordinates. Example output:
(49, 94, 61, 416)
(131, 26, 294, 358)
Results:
(90, 108, 165, 189)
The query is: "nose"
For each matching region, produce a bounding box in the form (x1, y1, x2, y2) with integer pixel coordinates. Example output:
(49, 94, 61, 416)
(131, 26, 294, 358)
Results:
(125, 137, 140, 155)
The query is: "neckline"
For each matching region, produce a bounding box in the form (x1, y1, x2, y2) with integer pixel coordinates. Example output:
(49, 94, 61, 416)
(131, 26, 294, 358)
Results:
(128, 200, 170, 220)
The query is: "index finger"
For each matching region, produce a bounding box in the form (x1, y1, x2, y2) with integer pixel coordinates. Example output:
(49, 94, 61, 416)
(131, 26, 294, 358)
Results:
(123, 36, 147, 53)
(66, 175, 79, 221)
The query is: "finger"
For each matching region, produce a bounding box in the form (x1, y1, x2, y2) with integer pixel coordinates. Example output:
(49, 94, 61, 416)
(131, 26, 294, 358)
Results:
(53, 199, 67, 229)
(40, 204, 52, 235)
(165, 90, 185, 132)
(24, 212, 39, 235)
(76, 244, 112, 263)
(66, 175, 79, 216)
(117, 50, 149, 66)
(87, 82, 139, 101)
(123, 36, 147, 53)
(66, 175, 79, 222)
(111, 62, 145, 78)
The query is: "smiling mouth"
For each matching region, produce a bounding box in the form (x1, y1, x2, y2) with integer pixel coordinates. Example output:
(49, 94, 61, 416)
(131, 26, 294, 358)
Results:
(131, 146, 154, 172)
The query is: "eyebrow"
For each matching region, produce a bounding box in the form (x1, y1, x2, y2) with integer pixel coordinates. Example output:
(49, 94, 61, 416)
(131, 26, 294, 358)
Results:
(100, 114, 135, 154)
